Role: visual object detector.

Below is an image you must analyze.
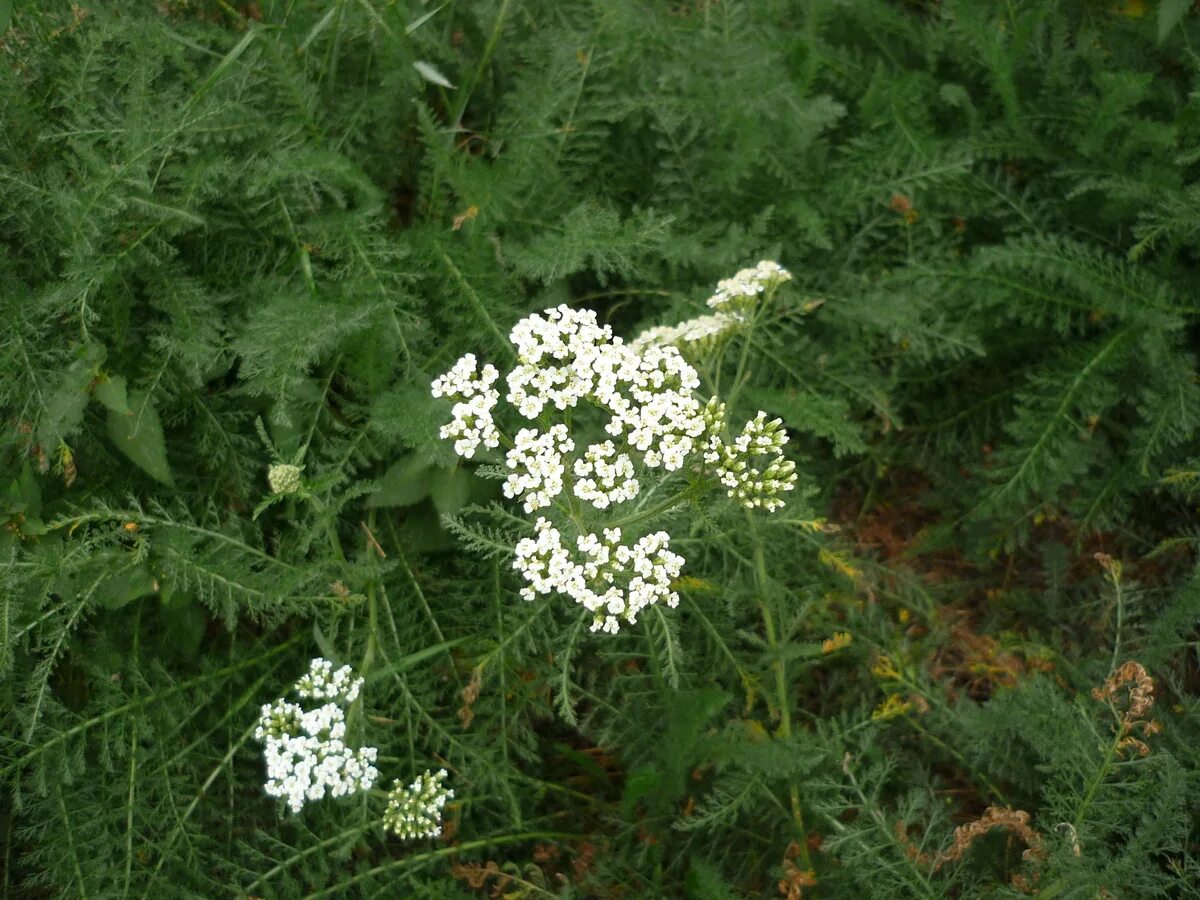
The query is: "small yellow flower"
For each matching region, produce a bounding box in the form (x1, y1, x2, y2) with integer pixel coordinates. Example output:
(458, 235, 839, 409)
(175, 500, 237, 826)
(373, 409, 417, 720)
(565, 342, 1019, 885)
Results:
(822, 631, 852, 654)
(818, 548, 861, 579)
(872, 655, 901, 681)
(872, 694, 913, 721)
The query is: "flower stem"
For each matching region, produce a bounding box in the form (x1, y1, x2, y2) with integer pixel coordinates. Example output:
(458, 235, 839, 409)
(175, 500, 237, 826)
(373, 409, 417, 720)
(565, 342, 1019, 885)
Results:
(748, 513, 811, 869)
(607, 483, 710, 530)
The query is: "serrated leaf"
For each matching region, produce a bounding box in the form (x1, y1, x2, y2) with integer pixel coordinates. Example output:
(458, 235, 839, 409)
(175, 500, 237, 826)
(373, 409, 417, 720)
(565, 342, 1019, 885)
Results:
(95, 566, 157, 610)
(37, 354, 100, 448)
(430, 466, 472, 515)
(413, 60, 455, 89)
(106, 392, 174, 486)
(368, 455, 434, 507)
(93, 374, 130, 414)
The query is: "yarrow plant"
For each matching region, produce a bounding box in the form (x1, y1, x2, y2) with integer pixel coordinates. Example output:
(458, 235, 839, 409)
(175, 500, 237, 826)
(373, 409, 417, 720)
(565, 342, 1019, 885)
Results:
(253, 658, 378, 813)
(432, 262, 797, 633)
(383, 769, 455, 840)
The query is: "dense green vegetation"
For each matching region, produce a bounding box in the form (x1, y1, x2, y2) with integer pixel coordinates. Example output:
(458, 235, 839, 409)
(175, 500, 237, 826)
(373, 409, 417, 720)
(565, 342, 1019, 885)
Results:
(3, 0, 1200, 895)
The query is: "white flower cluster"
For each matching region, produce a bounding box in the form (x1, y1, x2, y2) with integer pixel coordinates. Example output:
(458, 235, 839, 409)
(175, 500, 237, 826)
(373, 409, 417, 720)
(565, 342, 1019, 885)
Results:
(707, 412, 796, 511)
(631, 312, 742, 352)
(295, 657, 363, 703)
(254, 658, 378, 814)
(268, 463, 303, 495)
(503, 424, 575, 513)
(431, 265, 798, 633)
(383, 768, 454, 841)
(706, 260, 791, 312)
(430, 353, 501, 458)
(573, 440, 639, 509)
(514, 518, 683, 633)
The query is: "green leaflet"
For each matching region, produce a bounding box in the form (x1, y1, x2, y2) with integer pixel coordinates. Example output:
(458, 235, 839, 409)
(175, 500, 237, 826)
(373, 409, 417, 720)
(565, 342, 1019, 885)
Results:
(106, 391, 173, 486)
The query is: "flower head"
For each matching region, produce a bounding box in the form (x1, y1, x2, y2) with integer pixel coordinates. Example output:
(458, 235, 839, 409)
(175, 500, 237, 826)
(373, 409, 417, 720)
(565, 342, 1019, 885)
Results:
(383, 769, 454, 840)
(513, 518, 682, 633)
(431, 353, 501, 458)
(706, 260, 791, 312)
(430, 272, 798, 634)
(707, 411, 797, 511)
(253, 659, 377, 813)
(268, 463, 303, 495)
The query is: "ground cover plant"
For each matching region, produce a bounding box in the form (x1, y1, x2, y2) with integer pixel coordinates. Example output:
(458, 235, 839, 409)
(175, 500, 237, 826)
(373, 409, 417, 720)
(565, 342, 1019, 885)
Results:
(3, 0, 1200, 896)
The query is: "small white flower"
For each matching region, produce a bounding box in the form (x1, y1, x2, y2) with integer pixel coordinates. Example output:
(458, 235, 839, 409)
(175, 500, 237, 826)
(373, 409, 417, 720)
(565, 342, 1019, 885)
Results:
(295, 657, 364, 704)
(631, 312, 742, 352)
(383, 769, 454, 840)
(512, 519, 681, 634)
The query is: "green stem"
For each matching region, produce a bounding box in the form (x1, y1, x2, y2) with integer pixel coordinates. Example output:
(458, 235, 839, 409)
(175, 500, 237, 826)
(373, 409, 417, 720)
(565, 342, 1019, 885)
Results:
(607, 483, 710, 530)
(351, 581, 378, 728)
(749, 514, 811, 869)
(1109, 571, 1124, 675)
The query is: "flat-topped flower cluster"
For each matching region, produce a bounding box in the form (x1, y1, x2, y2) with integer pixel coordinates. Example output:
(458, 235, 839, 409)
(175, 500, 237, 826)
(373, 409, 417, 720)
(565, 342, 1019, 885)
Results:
(432, 261, 796, 633)
(254, 659, 455, 840)
(254, 658, 378, 813)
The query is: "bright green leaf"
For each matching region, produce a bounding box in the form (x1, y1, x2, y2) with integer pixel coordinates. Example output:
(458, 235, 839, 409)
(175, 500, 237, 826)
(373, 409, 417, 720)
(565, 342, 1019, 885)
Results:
(106, 392, 174, 486)
(93, 374, 130, 415)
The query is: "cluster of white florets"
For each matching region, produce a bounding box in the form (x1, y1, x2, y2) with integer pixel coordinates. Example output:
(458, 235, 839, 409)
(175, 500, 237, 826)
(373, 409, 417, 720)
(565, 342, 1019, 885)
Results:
(632, 312, 742, 352)
(268, 463, 303, 495)
(707, 260, 791, 312)
(431, 263, 798, 633)
(430, 353, 501, 458)
(254, 658, 378, 814)
(295, 657, 364, 703)
(503, 424, 575, 513)
(573, 441, 640, 509)
(707, 412, 796, 511)
(383, 768, 454, 841)
(514, 517, 683, 633)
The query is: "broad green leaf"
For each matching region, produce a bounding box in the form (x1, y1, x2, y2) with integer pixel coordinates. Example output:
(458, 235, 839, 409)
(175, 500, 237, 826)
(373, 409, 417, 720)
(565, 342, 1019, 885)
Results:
(368, 455, 434, 507)
(1159, 0, 1191, 42)
(106, 392, 174, 486)
(95, 566, 157, 610)
(93, 373, 130, 414)
(430, 466, 472, 515)
(37, 346, 103, 447)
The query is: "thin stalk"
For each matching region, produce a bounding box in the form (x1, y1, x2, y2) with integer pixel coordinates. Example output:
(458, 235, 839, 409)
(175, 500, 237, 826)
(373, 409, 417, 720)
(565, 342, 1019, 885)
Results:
(1109, 570, 1124, 675)
(748, 514, 811, 869)
(607, 483, 710, 530)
